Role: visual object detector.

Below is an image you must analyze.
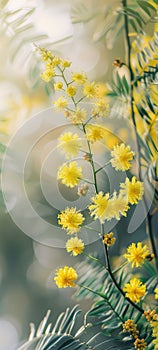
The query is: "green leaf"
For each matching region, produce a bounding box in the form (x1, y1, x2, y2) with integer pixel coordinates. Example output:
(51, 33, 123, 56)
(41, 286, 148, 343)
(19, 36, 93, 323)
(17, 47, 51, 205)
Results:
(16, 306, 118, 350)
(139, 0, 157, 12)
(129, 18, 138, 32)
(145, 94, 155, 113)
(136, 104, 152, 120)
(137, 1, 151, 16)
(124, 7, 145, 25)
(146, 131, 158, 151)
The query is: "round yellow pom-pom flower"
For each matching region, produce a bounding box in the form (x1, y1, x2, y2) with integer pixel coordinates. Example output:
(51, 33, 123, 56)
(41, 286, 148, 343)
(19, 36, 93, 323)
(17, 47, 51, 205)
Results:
(83, 81, 96, 99)
(58, 207, 85, 234)
(89, 191, 111, 223)
(154, 287, 158, 299)
(123, 277, 146, 303)
(110, 143, 135, 171)
(58, 132, 81, 159)
(66, 237, 85, 256)
(57, 161, 82, 188)
(54, 81, 63, 90)
(86, 124, 104, 143)
(66, 85, 77, 97)
(120, 176, 144, 204)
(69, 107, 87, 124)
(72, 72, 87, 85)
(54, 96, 68, 110)
(40, 68, 55, 82)
(54, 266, 78, 288)
(124, 242, 150, 268)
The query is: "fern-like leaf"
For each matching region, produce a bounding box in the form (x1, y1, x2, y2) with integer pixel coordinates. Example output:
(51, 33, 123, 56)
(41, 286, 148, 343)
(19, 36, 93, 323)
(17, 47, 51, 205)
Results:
(17, 306, 121, 350)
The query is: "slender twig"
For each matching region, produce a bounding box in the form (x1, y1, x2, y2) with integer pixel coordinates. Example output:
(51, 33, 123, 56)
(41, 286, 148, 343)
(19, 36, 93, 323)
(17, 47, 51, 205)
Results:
(101, 224, 144, 313)
(95, 161, 110, 174)
(83, 252, 106, 268)
(82, 124, 99, 193)
(122, 0, 158, 269)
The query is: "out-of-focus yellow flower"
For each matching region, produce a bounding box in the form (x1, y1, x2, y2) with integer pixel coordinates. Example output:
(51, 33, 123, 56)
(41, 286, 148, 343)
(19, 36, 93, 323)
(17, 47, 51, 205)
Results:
(86, 124, 104, 143)
(66, 85, 77, 97)
(150, 319, 158, 349)
(92, 98, 109, 117)
(149, 0, 158, 10)
(68, 107, 87, 124)
(110, 143, 135, 171)
(102, 129, 120, 149)
(53, 96, 68, 110)
(144, 309, 157, 322)
(107, 192, 129, 220)
(103, 232, 116, 247)
(66, 237, 85, 256)
(83, 81, 96, 99)
(57, 161, 82, 188)
(95, 82, 109, 98)
(54, 82, 63, 90)
(52, 56, 61, 66)
(58, 132, 81, 158)
(0, 92, 47, 135)
(72, 72, 87, 85)
(118, 128, 129, 143)
(54, 266, 78, 288)
(40, 68, 55, 82)
(154, 287, 158, 300)
(120, 176, 144, 204)
(58, 207, 85, 234)
(40, 48, 53, 62)
(89, 191, 110, 223)
(124, 242, 150, 268)
(61, 59, 71, 68)
(123, 277, 146, 303)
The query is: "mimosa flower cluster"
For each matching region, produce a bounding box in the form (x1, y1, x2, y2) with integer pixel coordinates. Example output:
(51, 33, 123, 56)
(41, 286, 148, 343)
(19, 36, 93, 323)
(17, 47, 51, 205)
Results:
(38, 48, 158, 350)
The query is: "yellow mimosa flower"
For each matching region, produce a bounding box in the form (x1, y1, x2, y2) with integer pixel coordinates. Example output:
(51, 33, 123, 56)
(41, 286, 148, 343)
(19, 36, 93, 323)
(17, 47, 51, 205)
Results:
(120, 177, 144, 204)
(124, 242, 150, 268)
(58, 207, 85, 234)
(57, 161, 82, 188)
(66, 237, 85, 256)
(123, 278, 146, 303)
(54, 266, 78, 288)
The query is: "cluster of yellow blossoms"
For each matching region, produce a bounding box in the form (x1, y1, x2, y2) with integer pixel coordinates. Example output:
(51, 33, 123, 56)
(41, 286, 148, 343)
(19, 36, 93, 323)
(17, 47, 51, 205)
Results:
(123, 319, 147, 349)
(38, 49, 158, 349)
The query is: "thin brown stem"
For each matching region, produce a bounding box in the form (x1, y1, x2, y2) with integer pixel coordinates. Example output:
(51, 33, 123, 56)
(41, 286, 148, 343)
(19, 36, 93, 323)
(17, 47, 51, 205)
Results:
(82, 124, 99, 193)
(101, 224, 144, 314)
